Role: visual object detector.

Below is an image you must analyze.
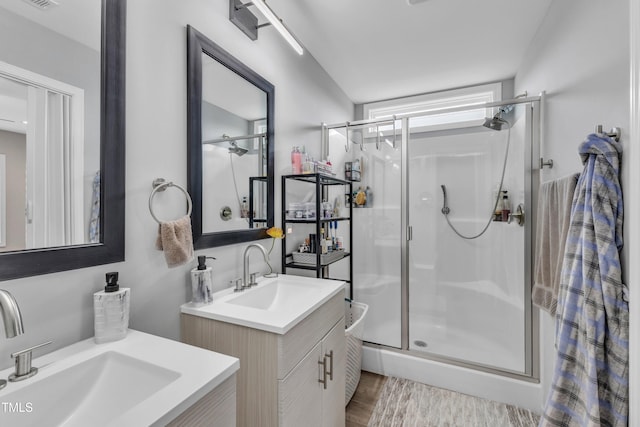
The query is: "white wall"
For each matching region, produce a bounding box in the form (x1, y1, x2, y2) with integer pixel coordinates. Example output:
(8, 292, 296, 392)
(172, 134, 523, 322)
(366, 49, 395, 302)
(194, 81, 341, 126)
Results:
(0, 0, 352, 368)
(514, 0, 630, 408)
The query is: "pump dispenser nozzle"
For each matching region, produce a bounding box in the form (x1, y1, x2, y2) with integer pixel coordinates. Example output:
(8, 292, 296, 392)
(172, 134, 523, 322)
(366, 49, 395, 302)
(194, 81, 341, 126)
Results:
(104, 272, 119, 293)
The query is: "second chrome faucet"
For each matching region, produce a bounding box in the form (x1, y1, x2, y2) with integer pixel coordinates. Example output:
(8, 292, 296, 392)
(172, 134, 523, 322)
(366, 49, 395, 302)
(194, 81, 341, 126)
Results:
(242, 243, 270, 290)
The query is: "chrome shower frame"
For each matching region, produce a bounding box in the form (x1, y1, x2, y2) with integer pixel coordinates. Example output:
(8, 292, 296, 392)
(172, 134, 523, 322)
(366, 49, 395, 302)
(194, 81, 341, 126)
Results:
(322, 94, 543, 382)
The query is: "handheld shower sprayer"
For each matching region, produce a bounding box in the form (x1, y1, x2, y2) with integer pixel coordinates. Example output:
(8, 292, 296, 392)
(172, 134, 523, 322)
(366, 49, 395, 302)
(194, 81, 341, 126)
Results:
(441, 115, 512, 240)
(440, 185, 450, 215)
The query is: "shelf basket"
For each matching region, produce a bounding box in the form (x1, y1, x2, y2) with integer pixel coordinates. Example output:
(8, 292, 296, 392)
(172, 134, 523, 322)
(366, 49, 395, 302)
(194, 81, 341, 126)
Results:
(291, 250, 345, 265)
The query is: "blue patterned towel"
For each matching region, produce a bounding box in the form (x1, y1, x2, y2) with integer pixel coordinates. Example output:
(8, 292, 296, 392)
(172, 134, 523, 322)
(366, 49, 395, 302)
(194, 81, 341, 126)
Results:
(541, 134, 628, 426)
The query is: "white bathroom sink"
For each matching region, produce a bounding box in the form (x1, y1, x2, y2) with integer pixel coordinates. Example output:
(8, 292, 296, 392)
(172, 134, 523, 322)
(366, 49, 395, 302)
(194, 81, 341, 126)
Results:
(226, 278, 326, 311)
(0, 330, 239, 427)
(181, 274, 346, 334)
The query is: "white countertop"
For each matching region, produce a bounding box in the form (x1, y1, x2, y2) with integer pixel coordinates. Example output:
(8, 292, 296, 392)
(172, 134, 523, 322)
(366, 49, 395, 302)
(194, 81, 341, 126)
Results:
(0, 329, 239, 427)
(181, 274, 346, 335)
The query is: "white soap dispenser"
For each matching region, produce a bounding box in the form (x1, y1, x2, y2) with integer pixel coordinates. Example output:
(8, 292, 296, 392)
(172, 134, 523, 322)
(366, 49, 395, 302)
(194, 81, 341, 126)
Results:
(94, 272, 130, 344)
(190, 256, 215, 304)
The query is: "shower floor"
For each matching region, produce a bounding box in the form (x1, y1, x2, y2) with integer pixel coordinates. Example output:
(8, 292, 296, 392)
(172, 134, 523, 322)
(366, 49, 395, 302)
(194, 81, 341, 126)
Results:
(408, 313, 525, 373)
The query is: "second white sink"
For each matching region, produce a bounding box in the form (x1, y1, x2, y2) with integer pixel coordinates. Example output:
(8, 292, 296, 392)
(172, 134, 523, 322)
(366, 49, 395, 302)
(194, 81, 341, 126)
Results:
(0, 330, 239, 427)
(181, 274, 346, 334)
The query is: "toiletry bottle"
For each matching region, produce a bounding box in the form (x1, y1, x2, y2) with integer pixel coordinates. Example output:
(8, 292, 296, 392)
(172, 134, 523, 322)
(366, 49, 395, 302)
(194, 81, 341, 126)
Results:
(240, 196, 249, 218)
(292, 146, 302, 174)
(501, 191, 511, 222)
(302, 146, 313, 174)
(291, 146, 297, 174)
(309, 234, 317, 253)
(494, 190, 505, 221)
(94, 272, 130, 344)
(365, 186, 373, 207)
(191, 256, 214, 304)
(320, 227, 327, 254)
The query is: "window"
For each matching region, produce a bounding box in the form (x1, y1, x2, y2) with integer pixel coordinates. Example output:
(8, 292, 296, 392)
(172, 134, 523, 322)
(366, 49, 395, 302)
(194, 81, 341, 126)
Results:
(363, 82, 502, 134)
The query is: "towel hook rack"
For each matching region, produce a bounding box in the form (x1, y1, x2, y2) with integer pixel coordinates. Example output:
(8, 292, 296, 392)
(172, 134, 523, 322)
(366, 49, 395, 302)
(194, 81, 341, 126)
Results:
(595, 124, 621, 142)
(540, 158, 554, 169)
(149, 178, 193, 224)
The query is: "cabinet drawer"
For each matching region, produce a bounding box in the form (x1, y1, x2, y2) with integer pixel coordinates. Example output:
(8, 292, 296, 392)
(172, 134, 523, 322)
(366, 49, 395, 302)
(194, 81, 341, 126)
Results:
(277, 292, 343, 379)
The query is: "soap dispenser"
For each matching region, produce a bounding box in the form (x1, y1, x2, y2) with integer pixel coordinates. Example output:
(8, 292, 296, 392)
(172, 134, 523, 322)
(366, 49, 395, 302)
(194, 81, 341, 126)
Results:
(94, 272, 130, 344)
(190, 256, 215, 304)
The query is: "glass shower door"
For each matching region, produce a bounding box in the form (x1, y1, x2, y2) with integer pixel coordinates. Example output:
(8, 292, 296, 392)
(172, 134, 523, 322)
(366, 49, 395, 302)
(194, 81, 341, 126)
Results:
(350, 125, 403, 348)
(407, 104, 531, 374)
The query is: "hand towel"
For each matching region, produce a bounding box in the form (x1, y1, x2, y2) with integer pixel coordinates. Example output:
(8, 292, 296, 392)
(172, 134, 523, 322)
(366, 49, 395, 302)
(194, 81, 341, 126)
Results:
(541, 134, 628, 426)
(155, 215, 194, 268)
(532, 173, 579, 315)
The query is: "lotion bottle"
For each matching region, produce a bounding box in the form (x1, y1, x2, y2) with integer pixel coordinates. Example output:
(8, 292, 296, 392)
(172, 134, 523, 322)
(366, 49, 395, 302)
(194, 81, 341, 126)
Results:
(501, 191, 511, 222)
(94, 272, 130, 344)
(191, 256, 214, 304)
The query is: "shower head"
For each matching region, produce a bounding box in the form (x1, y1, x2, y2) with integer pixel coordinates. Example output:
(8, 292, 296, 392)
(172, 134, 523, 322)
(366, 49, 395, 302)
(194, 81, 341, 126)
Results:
(228, 141, 248, 156)
(483, 115, 507, 131)
(483, 105, 512, 131)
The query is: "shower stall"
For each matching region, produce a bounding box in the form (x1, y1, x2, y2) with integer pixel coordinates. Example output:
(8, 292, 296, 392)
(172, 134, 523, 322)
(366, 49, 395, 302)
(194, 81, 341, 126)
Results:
(322, 96, 542, 410)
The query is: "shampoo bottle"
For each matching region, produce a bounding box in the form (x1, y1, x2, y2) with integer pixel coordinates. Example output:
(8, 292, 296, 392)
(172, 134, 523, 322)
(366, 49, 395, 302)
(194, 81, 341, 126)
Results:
(240, 196, 249, 218)
(501, 191, 511, 222)
(291, 146, 302, 174)
(94, 272, 130, 344)
(191, 256, 214, 304)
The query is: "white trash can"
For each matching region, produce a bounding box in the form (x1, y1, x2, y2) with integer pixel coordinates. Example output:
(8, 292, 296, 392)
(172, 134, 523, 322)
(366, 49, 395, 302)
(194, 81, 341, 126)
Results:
(344, 300, 368, 405)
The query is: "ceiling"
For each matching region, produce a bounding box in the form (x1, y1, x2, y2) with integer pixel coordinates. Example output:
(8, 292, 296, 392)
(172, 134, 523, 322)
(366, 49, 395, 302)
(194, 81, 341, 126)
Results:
(267, 0, 554, 104)
(0, 0, 100, 51)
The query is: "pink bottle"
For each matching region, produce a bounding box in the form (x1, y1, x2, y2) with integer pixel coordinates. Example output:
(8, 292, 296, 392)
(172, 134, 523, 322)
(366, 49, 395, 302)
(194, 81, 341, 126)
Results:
(292, 146, 302, 174)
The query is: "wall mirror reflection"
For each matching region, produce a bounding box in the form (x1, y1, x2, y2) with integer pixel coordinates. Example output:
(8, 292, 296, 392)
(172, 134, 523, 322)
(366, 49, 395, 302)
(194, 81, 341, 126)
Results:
(0, 0, 101, 252)
(187, 25, 274, 249)
(201, 53, 268, 233)
(0, 0, 125, 279)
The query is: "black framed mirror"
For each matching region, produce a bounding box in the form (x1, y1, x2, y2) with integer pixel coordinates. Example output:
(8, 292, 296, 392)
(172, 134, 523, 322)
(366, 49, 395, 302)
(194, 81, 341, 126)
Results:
(0, 0, 125, 280)
(187, 25, 274, 249)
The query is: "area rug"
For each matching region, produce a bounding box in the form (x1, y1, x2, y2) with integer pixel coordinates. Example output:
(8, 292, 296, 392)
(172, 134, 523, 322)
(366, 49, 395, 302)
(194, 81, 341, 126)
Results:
(368, 377, 540, 427)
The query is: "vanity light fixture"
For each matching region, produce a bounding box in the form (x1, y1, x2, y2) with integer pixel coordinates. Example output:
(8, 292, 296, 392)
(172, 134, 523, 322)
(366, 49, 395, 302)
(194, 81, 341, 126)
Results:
(229, 0, 304, 55)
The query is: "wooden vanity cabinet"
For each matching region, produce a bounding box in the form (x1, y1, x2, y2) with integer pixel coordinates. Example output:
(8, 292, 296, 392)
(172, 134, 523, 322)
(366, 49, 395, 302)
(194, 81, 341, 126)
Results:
(181, 291, 346, 427)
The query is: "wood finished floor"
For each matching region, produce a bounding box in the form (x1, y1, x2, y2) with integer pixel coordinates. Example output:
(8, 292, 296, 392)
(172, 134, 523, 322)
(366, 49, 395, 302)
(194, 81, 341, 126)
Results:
(346, 371, 388, 427)
(346, 372, 540, 427)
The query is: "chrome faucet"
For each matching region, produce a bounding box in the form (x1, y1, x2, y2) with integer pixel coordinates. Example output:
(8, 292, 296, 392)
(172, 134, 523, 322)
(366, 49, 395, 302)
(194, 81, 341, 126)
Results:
(0, 289, 24, 390)
(0, 289, 51, 385)
(0, 290, 24, 339)
(243, 243, 269, 288)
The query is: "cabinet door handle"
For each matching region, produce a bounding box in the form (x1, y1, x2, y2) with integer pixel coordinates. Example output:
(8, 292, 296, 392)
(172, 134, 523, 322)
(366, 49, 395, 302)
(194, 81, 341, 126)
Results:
(318, 357, 328, 389)
(325, 350, 334, 381)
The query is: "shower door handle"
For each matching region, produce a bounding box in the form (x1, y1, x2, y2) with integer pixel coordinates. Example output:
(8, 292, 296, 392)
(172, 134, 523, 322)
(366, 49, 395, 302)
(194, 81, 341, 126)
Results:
(407, 226, 413, 241)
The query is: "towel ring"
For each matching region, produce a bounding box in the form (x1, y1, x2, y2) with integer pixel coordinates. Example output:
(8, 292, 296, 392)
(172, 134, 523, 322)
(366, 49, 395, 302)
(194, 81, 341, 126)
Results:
(149, 178, 192, 224)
